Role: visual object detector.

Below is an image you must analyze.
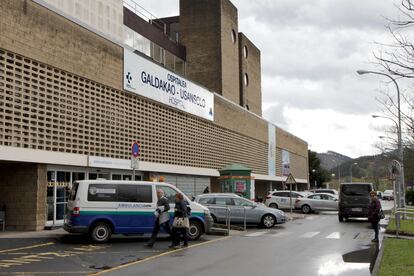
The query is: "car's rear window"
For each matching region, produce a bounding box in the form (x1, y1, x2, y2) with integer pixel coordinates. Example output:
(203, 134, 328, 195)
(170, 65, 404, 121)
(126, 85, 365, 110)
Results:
(69, 182, 79, 201)
(341, 185, 371, 196)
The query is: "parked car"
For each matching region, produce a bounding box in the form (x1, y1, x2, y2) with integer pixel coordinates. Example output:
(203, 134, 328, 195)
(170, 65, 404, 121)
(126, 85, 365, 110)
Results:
(64, 180, 213, 242)
(338, 182, 373, 222)
(382, 190, 394, 200)
(376, 191, 383, 199)
(295, 193, 338, 214)
(265, 191, 308, 209)
(309, 189, 338, 195)
(194, 193, 287, 228)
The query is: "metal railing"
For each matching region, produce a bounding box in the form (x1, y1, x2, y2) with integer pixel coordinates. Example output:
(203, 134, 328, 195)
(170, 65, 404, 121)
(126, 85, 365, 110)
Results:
(210, 206, 248, 235)
(123, 0, 167, 35)
(394, 206, 414, 238)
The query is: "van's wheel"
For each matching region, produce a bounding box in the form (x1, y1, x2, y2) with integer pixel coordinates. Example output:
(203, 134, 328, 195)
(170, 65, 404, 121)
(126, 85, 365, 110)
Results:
(187, 220, 203, 241)
(90, 222, 112, 243)
(338, 215, 344, 222)
(301, 205, 311, 214)
(269, 203, 278, 209)
(261, 214, 276, 228)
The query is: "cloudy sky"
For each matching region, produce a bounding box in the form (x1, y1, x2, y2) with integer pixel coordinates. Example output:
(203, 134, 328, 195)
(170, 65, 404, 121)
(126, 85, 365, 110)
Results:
(136, 0, 404, 158)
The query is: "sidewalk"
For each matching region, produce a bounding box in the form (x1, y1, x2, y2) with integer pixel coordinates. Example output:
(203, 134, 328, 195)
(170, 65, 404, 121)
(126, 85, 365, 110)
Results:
(0, 228, 66, 239)
(286, 212, 306, 220)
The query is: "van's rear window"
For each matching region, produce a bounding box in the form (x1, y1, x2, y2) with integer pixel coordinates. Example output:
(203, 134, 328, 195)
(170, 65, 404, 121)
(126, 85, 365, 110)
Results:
(69, 182, 79, 201)
(342, 185, 371, 196)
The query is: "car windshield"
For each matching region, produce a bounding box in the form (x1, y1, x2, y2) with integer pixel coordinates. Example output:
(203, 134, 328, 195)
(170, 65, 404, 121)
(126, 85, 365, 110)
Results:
(341, 185, 371, 196)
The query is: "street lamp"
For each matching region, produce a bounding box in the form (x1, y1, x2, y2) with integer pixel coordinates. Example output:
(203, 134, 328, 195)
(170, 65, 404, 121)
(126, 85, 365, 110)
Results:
(350, 162, 358, 183)
(312, 169, 317, 188)
(358, 70, 405, 209)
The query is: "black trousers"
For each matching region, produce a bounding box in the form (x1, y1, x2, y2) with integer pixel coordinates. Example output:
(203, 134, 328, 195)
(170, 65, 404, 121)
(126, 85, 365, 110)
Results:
(371, 221, 379, 240)
(172, 227, 188, 246)
(148, 219, 172, 245)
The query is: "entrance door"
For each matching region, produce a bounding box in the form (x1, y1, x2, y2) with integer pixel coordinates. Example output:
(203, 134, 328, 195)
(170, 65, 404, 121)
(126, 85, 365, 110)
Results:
(46, 171, 85, 227)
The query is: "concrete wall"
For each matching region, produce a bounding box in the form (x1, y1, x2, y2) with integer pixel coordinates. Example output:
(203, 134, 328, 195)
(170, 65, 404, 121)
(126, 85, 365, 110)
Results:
(239, 33, 262, 116)
(0, 0, 123, 91)
(0, 163, 47, 230)
(179, 0, 222, 94)
(220, 0, 240, 105)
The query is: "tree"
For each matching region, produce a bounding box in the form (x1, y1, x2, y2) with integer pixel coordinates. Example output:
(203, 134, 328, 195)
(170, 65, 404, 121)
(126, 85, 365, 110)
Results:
(308, 150, 331, 188)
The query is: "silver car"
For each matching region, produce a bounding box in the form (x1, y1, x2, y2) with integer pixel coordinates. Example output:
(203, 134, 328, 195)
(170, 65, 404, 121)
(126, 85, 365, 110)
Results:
(294, 193, 338, 214)
(194, 193, 287, 228)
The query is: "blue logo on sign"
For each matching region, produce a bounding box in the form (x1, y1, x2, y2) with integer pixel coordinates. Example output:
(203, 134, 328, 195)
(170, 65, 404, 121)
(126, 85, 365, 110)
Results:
(126, 72, 132, 84)
(209, 108, 213, 116)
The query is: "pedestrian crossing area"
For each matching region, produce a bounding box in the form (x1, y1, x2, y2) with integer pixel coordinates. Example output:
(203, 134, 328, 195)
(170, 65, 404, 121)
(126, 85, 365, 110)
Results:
(243, 230, 374, 240)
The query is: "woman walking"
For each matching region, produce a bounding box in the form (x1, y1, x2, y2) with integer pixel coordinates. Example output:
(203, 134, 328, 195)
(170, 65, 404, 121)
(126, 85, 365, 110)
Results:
(368, 190, 382, 242)
(170, 193, 189, 249)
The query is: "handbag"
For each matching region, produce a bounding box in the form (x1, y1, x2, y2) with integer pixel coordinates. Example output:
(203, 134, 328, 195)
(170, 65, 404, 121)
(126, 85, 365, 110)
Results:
(378, 209, 385, 220)
(172, 217, 189, 228)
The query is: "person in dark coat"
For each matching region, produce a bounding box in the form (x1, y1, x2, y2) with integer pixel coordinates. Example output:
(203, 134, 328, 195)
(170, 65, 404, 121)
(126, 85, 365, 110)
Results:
(170, 193, 189, 249)
(367, 190, 382, 242)
(145, 189, 171, 247)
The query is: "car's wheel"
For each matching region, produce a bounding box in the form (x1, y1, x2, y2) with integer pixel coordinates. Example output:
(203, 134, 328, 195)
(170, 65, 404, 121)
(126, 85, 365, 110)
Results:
(261, 214, 276, 228)
(338, 215, 344, 222)
(301, 204, 311, 214)
(90, 222, 112, 243)
(269, 203, 279, 209)
(187, 220, 203, 241)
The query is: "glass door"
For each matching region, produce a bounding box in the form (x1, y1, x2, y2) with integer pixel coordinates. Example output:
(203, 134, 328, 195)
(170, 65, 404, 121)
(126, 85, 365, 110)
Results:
(46, 170, 85, 227)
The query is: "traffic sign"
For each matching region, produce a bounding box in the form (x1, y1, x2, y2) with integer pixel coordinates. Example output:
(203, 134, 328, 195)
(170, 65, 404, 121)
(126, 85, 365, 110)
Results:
(131, 141, 140, 158)
(285, 173, 296, 184)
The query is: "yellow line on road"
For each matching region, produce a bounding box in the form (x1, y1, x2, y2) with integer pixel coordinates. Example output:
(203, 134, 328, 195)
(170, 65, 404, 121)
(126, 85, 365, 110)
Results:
(0, 242, 55, 254)
(89, 236, 231, 276)
(0, 272, 90, 275)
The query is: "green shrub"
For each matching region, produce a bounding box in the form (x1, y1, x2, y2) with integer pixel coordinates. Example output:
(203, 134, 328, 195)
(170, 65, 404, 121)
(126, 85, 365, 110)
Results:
(406, 190, 414, 205)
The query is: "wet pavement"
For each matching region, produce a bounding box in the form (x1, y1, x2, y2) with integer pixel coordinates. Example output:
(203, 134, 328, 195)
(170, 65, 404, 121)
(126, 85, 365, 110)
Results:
(0, 231, 224, 275)
(96, 213, 385, 276)
(0, 203, 392, 275)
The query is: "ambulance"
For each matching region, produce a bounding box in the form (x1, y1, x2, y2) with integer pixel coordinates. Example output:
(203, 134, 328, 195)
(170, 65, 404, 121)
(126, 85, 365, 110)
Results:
(64, 180, 213, 242)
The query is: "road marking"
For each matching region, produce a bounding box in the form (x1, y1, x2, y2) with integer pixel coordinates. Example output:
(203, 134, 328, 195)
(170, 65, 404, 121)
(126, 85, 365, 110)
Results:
(0, 245, 106, 270)
(89, 236, 231, 276)
(300, 232, 320, 238)
(245, 232, 266, 237)
(325, 232, 342, 239)
(270, 231, 292, 237)
(0, 272, 90, 275)
(0, 242, 55, 254)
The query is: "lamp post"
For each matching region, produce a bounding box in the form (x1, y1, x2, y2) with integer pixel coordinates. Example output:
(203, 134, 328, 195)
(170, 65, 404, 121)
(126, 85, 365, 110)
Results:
(350, 162, 358, 183)
(312, 169, 317, 188)
(358, 70, 405, 209)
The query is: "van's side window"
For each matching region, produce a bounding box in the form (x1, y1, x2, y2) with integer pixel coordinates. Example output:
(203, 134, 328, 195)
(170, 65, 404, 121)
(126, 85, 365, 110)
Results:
(136, 186, 152, 203)
(88, 184, 117, 202)
(156, 185, 177, 204)
(118, 185, 138, 202)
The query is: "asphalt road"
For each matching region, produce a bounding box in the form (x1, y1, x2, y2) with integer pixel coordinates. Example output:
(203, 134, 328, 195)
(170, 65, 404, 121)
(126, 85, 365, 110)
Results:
(0, 199, 392, 276)
(97, 212, 386, 276)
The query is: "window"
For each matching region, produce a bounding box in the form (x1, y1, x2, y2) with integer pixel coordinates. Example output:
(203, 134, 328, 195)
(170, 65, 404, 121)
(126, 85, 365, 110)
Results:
(199, 197, 215, 205)
(69, 182, 79, 201)
(274, 192, 289, 197)
(244, 73, 249, 86)
(136, 186, 152, 202)
(321, 194, 333, 200)
(157, 185, 177, 204)
(88, 184, 117, 202)
(112, 174, 122, 180)
(243, 45, 248, 58)
(310, 195, 322, 200)
(342, 185, 371, 196)
(231, 29, 236, 43)
(118, 185, 138, 202)
(216, 197, 234, 206)
(234, 198, 253, 207)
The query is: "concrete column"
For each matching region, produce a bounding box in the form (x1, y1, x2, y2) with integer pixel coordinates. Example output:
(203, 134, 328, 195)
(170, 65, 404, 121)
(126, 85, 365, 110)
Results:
(0, 163, 47, 230)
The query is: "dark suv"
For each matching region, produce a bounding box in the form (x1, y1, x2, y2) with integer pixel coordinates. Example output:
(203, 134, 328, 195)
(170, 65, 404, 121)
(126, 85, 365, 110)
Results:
(338, 183, 373, 222)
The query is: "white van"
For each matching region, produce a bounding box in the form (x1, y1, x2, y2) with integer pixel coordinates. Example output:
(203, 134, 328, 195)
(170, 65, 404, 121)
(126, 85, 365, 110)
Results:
(64, 180, 213, 243)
